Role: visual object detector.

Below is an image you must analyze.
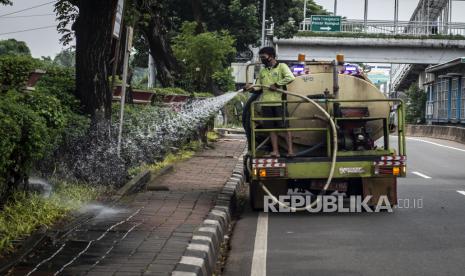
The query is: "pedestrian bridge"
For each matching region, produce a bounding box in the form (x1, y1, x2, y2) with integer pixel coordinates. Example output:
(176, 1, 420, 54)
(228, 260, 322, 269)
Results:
(275, 36, 465, 64)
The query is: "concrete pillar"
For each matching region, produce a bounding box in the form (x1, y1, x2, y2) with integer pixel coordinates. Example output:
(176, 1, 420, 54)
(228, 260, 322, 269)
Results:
(364, 0, 368, 32)
(455, 78, 461, 120)
(449, 0, 453, 34)
(448, 78, 452, 121)
(303, 0, 307, 30)
(455, 78, 462, 120)
(426, 0, 430, 35)
(261, 0, 267, 48)
(394, 0, 399, 34)
(444, 1, 449, 34)
(439, 11, 443, 34)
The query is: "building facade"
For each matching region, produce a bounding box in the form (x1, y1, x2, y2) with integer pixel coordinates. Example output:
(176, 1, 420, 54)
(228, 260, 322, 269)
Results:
(424, 58, 465, 125)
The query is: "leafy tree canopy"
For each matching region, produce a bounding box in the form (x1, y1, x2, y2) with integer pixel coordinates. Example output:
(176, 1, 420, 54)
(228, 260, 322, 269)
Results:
(54, 48, 76, 68)
(173, 22, 236, 92)
(405, 83, 427, 124)
(168, 0, 327, 50)
(0, 39, 31, 56)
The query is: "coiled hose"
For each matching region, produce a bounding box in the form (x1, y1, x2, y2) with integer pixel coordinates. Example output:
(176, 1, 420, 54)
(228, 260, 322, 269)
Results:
(239, 85, 339, 211)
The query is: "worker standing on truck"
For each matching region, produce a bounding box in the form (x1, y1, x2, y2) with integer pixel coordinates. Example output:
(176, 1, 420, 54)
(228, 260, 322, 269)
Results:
(245, 47, 296, 157)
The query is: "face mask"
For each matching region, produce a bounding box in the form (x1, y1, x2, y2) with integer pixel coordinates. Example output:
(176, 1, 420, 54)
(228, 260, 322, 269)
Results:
(261, 57, 271, 66)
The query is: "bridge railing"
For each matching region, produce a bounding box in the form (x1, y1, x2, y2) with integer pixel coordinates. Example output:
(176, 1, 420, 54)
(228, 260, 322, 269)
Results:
(299, 19, 465, 36)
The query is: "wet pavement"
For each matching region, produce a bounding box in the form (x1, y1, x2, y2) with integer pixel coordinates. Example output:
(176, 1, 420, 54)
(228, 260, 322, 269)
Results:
(8, 136, 246, 276)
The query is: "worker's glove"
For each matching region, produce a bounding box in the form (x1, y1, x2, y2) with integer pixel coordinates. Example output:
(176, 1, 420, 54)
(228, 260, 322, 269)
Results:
(269, 84, 278, 91)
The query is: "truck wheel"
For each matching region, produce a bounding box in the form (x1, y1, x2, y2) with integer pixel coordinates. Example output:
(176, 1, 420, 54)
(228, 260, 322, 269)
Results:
(249, 180, 264, 211)
(243, 154, 251, 183)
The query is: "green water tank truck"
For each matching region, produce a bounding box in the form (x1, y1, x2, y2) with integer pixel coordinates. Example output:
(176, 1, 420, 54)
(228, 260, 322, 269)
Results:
(242, 55, 407, 210)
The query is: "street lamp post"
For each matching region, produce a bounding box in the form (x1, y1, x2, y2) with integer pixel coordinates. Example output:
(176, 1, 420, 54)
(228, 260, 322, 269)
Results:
(303, 0, 307, 31)
(364, 0, 368, 32)
(394, 0, 399, 34)
(334, 0, 337, 15)
(449, 0, 453, 34)
(261, 0, 267, 48)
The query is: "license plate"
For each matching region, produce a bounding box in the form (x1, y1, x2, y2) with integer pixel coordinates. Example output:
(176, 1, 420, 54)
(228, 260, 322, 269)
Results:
(310, 182, 348, 192)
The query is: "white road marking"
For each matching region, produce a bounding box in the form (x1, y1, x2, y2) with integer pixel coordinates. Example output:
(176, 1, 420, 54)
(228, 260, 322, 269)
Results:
(457, 191, 465, 196)
(251, 212, 268, 276)
(407, 137, 465, 153)
(412, 171, 432, 179)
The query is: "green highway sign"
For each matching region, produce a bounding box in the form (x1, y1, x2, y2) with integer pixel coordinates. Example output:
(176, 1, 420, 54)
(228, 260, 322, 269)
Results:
(311, 15, 341, 32)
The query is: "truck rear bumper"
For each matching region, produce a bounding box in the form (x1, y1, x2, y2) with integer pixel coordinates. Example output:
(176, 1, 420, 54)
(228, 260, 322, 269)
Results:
(250, 156, 406, 180)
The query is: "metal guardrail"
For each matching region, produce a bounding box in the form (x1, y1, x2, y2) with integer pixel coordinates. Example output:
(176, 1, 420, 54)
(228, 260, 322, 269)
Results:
(299, 19, 465, 36)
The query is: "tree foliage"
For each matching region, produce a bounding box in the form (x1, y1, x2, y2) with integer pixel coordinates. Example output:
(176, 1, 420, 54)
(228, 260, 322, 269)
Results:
(130, 0, 327, 86)
(54, 1, 79, 46)
(270, 0, 328, 39)
(2, 0, 327, 116)
(0, 91, 68, 200)
(0, 55, 37, 92)
(54, 48, 76, 68)
(0, 39, 31, 57)
(0, 55, 88, 200)
(173, 22, 236, 92)
(168, 0, 327, 50)
(405, 83, 427, 124)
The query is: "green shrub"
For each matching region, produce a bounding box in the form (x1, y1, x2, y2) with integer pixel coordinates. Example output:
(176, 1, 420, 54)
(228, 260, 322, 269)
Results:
(405, 83, 427, 124)
(152, 87, 189, 95)
(0, 55, 38, 92)
(128, 140, 202, 177)
(193, 92, 214, 98)
(0, 91, 75, 199)
(212, 68, 235, 92)
(173, 21, 236, 92)
(36, 65, 78, 111)
(0, 39, 31, 56)
(0, 55, 90, 201)
(34, 64, 90, 149)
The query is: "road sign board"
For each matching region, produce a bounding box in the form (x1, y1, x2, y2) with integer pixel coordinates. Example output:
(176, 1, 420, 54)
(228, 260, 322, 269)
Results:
(311, 15, 341, 32)
(112, 0, 125, 39)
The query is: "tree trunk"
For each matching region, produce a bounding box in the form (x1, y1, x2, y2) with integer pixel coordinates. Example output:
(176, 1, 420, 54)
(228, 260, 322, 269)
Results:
(141, 18, 178, 87)
(74, 0, 117, 120)
(191, 0, 204, 33)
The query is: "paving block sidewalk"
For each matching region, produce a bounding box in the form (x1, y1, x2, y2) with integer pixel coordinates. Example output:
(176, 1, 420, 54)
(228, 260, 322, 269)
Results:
(9, 136, 246, 276)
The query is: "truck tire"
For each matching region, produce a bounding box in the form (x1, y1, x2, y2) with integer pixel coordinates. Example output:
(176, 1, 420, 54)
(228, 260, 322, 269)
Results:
(243, 154, 251, 184)
(249, 180, 264, 211)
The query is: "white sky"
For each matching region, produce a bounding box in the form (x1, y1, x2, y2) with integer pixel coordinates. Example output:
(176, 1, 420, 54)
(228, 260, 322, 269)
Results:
(0, 1, 63, 58)
(314, 0, 465, 21)
(1, 0, 465, 58)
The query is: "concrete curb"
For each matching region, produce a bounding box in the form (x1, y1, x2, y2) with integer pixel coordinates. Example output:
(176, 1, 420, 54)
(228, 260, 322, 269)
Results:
(172, 149, 246, 276)
(406, 124, 465, 144)
(111, 170, 152, 201)
(147, 165, 175, 191)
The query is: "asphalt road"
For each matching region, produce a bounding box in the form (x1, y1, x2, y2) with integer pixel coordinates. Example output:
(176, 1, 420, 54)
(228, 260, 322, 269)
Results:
(223, 136, 465, 276)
